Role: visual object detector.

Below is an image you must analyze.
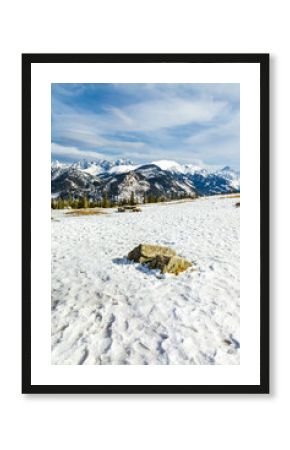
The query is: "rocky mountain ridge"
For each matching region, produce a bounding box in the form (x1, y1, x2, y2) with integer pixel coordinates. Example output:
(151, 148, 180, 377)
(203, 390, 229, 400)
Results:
(51, 158, 240, 201)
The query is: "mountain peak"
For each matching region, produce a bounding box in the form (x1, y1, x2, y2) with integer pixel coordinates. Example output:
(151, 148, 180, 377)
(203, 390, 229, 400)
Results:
(115, 158, 133, 166)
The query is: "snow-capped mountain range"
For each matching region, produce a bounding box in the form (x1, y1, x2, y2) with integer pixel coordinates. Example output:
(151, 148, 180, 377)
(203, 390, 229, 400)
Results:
(51, 158, 240, 200)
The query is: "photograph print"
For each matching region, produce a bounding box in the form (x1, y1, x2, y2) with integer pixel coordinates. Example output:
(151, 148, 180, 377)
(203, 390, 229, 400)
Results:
(51, 82, 241, 366)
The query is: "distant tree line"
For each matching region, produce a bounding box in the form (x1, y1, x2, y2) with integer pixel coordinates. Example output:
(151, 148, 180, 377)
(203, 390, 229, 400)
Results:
(51, 191, 196, 209)
(51, 193, 112, 210)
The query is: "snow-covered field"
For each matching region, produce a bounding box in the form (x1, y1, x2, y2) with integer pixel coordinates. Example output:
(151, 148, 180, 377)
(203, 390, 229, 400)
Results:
(51, 196, 240, 365)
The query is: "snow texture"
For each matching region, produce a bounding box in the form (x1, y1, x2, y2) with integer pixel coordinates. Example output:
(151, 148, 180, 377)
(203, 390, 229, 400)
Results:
(153, 159, 201, 174)
(51, 196, 240, 365)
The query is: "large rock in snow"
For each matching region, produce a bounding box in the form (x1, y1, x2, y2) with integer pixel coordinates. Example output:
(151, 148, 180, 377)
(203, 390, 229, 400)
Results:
(127, 244, 192, 275)
(128, 244, 176, 264)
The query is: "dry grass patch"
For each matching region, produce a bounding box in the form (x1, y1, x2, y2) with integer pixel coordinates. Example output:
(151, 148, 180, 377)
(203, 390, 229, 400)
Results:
(65, 208, 107, 216)
(220, 194, 240, 199)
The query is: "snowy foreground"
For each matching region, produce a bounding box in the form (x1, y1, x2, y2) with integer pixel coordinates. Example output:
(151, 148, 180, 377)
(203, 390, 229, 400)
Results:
(51, 196, 240, 365)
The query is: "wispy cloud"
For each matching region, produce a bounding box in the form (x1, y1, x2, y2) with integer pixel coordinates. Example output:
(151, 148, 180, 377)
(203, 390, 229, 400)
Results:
(185, 111, 240, 145)
(51, 143, 110, 161)
(110, 98, 228, 132)
(51, 83, 240, 168)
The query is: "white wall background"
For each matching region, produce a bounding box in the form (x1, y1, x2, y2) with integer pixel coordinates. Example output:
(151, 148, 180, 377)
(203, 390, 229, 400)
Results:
(0, 1, 286, 449)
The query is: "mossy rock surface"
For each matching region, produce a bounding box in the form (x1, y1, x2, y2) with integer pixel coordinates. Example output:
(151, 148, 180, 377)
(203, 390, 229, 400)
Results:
(128, 244, 176, 263)
(148, 255, 192, 275)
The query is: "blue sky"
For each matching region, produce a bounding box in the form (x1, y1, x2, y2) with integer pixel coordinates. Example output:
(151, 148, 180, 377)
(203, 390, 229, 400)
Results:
(51, 83, 240, 169)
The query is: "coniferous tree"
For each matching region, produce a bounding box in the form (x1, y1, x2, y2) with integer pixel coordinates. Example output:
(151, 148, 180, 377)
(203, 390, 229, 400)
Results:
(57, 198, 64, 209)
(68, 192, 73, 208)
(148, 193, 155, 203)
(83, 194, 89, 209)
(72, 198, 79, 209)
(78, 196, 84, 209)
(130, 191, 135, 206)
(102, 192, 109, 208)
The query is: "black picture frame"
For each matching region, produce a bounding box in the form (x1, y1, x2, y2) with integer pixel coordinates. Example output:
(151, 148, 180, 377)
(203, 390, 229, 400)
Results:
(22, 53, 269, 394)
